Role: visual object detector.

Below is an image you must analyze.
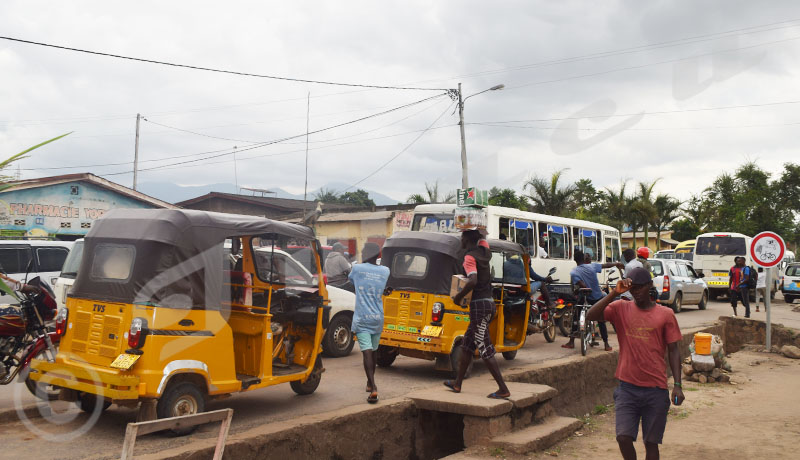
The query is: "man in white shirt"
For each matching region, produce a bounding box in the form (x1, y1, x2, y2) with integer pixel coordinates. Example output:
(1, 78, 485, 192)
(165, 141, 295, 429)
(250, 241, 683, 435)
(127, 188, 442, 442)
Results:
(755, 267, 766, 312)
(536, 240, 548, 259)
(621, 249, 643, 300)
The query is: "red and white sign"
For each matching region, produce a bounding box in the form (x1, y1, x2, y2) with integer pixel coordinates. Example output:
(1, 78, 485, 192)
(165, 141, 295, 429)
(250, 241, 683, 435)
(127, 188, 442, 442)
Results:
(750, 231, 785, 268)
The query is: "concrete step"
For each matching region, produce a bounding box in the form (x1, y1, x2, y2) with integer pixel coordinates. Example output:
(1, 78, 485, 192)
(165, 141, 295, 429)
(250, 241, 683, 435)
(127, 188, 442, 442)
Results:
(407, 381, 557, 417)
(488, 415, 583, 454)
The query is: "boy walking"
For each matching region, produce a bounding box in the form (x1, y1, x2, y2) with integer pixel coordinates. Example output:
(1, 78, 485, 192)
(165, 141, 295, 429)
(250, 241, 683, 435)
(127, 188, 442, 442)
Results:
(349, 242, 390, 404)
(729, 256, 752, 318)
(587, 267, 684, 460)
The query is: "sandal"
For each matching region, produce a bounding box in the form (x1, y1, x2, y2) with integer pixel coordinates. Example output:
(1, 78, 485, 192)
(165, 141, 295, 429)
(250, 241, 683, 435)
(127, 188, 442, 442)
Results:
(487, 391, 510, 400)
(443, 380, 461, 393)
(561, 343, 574, 349)
(367, 392, 379, 404)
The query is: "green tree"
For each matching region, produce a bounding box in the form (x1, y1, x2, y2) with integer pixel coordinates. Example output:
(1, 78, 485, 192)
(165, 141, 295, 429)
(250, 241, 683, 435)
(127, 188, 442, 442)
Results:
(339, 189, 375, 207)
(524, 169, 577, 216)
(670, 218, 700, 243)
(488, 187, 528, 210)
(652, 194, 681, 250)
(632, 179, 660, 248)
(406, 181, 455, 204)
(314, 187, 340, 203)
(603, 180, 630, 234)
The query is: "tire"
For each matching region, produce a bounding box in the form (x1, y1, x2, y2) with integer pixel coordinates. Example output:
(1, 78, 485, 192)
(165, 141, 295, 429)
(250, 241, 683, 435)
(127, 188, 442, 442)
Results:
(698, 291, 708, 310)
(77, 393, 111, 413)
(543, 319, 556, 343)
(290, 356, 323, 396)
(709, 290, 719, 301)
(22, 349, 60, 401)
(449, 343, 473, 379)
(502, 350, 517, 360)
(157, 381, 206, 435)
(376, 345, 398, 368)
(322, 314, 354, 357)
(671, 292, 683, 313)
(786, 295, 795, 304)
(557, 306, 573, 337)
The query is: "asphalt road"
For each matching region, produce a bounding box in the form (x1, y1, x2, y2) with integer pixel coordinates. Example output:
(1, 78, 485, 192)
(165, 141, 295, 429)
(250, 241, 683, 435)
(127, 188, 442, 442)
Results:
(0, 295, 796, 459)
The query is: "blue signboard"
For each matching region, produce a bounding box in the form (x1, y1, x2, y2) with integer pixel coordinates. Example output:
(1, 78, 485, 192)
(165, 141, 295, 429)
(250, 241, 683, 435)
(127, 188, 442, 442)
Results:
(0, 181, 157, 237)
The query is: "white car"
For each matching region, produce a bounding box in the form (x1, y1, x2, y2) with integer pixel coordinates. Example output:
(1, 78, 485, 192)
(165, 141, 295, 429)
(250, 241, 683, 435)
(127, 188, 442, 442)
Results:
(781, 263, 800, 304)
(253, 247, 356, 357)
(0, 240, 73, 298)
(649, 258, 709, 313)
(54, 239, 84, 308)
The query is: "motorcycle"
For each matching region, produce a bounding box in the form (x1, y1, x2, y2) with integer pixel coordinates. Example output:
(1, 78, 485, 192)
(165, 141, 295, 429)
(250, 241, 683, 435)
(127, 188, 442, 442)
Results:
(0, 272, 61, 401)
(527, 267, 558, 342)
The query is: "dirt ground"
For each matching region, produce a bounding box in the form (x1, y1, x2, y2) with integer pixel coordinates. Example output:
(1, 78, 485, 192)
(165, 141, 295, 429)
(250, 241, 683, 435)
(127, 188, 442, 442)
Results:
(464, 348, 800, 460)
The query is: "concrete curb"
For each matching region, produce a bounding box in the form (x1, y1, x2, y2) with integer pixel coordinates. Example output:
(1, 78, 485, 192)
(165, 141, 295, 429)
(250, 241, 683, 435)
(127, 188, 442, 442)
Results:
(0, 403, 49, 425)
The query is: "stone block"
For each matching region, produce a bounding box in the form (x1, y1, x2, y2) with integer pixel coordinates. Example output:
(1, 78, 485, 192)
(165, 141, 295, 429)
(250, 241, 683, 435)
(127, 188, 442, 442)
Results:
(463, 414, 512, 447)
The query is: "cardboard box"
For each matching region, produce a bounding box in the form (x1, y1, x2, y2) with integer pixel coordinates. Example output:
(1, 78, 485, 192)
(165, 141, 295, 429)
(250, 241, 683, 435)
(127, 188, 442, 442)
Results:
(450, 274, 472, 306)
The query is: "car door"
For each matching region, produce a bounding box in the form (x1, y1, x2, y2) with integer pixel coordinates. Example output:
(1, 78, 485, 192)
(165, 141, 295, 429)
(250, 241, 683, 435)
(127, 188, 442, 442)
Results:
(670, 262, 689, 303)
(685, 264, 705, 303)
(675, 262, 698, 303)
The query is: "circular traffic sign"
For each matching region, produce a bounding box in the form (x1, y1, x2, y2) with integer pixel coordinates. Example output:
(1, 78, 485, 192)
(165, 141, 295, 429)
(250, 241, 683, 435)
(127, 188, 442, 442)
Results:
(750, 231, 785, 268)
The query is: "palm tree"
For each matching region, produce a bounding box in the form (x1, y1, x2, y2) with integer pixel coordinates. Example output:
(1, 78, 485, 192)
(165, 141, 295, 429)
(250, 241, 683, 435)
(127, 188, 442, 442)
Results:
(406, 181, 455, 204)
(653, 194, 682, 250)
(524, 169, 577, 216)
(632, 179, 661, 248)
(603, 180, 629, 234)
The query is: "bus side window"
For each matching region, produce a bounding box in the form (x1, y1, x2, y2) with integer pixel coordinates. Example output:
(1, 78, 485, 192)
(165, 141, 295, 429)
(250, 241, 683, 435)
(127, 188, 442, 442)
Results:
(544, 223, 568, 260)
(514, 220, 533, 252)
(499, 218, 510, 241)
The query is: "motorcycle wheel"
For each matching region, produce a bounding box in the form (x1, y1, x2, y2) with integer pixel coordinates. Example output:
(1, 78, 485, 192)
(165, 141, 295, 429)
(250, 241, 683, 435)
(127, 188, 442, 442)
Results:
(543, 319, 556, 343)
(22, 349, 61, 401)
(557, 306, 572, 337)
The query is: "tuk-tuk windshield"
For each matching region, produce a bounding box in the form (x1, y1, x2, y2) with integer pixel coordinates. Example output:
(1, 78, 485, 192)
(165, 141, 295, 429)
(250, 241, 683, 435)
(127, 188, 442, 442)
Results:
(492, 251, 527, 285)
(251, 235, 319, 287)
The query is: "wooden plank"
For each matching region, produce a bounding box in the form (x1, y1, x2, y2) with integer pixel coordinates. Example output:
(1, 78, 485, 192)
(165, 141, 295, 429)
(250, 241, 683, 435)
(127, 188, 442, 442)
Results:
(134, 408, 232, 436)
(119, 424, 139, 460)
(213, 409, 234, 460)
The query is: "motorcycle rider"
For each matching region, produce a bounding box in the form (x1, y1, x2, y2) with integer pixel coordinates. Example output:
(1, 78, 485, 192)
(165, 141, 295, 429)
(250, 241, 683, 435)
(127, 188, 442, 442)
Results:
(637, 247, 653, 273)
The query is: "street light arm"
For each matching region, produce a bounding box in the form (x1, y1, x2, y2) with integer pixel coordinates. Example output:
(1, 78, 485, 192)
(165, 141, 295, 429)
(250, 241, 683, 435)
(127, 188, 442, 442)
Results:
(462, 84, 505, 103)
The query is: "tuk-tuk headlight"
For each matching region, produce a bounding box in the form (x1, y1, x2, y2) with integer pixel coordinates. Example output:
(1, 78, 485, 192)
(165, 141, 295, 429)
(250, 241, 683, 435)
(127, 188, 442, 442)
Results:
(128, 317, 149, 349)
(431, 302, 444, 323)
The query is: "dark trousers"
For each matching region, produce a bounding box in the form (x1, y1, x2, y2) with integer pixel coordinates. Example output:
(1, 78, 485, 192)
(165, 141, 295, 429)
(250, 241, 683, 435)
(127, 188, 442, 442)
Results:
(730, 287, 750, 317)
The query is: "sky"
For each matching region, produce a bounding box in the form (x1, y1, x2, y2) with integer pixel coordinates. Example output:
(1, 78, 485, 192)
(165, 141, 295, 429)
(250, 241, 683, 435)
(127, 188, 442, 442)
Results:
(2, 0, 800, 204)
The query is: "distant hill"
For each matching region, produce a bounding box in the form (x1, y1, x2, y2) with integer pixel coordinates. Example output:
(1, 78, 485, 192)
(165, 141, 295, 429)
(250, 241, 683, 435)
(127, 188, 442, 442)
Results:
(137, 181, 401, 206)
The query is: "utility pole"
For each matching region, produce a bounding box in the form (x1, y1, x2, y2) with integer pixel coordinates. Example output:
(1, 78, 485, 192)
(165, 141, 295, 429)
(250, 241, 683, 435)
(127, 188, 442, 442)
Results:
(458, 83, 468, 189)
(133, 113, 140, 191)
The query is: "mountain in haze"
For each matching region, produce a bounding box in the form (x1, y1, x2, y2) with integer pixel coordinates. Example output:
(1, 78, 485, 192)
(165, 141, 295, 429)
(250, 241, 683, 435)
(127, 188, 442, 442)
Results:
(137, 181, 402, 206)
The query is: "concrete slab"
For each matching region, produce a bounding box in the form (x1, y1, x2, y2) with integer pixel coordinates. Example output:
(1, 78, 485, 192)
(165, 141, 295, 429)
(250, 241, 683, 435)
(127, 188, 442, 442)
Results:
(489, 415, 583, 454)
(407, 379, 557, 417)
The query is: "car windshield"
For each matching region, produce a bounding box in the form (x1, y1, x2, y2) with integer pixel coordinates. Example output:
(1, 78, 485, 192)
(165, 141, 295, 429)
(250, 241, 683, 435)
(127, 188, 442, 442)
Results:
(787, 265, 800, 277)
(696, 236, 747, 256)
(60, 240, 84, 278)
(251, 235, 318, 287)
(649, 260, 664, 276)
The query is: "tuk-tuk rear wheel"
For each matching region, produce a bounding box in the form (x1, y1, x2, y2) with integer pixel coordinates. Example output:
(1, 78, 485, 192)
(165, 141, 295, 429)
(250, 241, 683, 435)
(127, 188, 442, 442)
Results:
(77, 393, 111, 413)
(157, 382, 206, 435)
(376, 345, 398, 367)
(449, 344, 473, 379)
(501, 350, 517, 360)
(290, 356, 323, 395)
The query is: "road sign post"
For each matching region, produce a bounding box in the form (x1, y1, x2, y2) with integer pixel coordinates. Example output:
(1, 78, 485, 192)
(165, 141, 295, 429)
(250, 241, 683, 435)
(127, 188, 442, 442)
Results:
(750, 231, 786, 351)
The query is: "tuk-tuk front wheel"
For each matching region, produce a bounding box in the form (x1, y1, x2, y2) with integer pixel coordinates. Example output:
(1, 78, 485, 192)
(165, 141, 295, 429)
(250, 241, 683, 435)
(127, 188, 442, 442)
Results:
(376, 345, 398, 367)
(157, 382, 206, 435)
(501, 350, 517, 360)
(77, 393, 112, 413)
(290, 356, 323, 395)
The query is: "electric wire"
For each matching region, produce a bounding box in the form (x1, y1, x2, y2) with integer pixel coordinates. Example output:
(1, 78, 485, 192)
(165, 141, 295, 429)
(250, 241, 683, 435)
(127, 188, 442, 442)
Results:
(0, 35, 448, 91)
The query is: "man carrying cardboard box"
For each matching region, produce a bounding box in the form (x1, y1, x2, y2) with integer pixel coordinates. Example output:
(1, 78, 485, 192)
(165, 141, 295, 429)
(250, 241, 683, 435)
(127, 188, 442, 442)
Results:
(444, 229, 511, 399)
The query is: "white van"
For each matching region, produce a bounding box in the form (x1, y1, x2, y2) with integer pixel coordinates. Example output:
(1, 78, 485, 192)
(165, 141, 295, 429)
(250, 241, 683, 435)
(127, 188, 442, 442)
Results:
(53, 239, 84, 308)
(0, 240, 73, 298)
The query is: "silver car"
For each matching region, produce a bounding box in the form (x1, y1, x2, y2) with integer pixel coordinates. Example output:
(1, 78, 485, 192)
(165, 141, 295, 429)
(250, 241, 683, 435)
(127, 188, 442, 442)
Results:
(649, 258, 708, 313)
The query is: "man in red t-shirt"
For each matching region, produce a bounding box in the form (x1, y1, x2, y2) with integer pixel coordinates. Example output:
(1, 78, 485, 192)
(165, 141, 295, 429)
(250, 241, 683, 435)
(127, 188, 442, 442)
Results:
(586, 267, 684, 460)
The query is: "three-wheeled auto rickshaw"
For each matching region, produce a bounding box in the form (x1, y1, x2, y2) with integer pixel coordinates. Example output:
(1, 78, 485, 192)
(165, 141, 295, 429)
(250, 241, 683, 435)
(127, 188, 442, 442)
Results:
(30, 209, 329, 430)
(375, 231, 530, 376)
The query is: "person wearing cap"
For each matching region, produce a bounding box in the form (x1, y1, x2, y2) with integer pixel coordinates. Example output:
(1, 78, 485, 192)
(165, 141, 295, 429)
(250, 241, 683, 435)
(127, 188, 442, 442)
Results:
(349, 242, 390, 404)
(621, 248, 643, 301)
(562, 249, 624, 351)
(586, 267, 684, 460)
(444, 229, 511, 399)
(325, 243, 353, 289)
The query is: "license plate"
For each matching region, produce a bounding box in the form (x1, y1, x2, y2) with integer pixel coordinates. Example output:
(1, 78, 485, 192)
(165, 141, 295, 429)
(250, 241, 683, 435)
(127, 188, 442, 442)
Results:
(110, 353, 141, 370)
(421, 325, 443, 337)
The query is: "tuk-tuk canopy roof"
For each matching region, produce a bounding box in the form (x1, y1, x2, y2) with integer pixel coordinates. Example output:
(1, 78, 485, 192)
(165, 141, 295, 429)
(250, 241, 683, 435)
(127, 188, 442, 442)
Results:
(383, 231, 462, 259)
(488, 239, 525, 255)
(89, 208, 315, 250)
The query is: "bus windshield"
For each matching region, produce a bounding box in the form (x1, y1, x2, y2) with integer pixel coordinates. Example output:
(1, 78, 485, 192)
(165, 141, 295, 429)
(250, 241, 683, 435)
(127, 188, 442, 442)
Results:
(411, 214, 458, 233)
(695, 236, 746, 256)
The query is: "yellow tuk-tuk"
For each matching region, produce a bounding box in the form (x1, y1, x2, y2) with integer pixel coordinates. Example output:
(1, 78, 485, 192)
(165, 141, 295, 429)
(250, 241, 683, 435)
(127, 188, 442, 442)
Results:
(30, 209, 329, 430)
(376, 231, 530, 376)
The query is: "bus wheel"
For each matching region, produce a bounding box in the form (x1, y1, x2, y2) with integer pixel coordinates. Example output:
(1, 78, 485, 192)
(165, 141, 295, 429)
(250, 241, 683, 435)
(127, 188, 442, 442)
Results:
(157, 382, 206, 435)
(376, 345, 398, 367)
(709, 290, 719, 301)
(290, 356, 323, 396)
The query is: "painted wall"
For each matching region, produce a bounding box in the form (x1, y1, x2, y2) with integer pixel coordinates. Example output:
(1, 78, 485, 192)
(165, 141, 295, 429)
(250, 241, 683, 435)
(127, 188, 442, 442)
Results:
(0, 181, 157, 238)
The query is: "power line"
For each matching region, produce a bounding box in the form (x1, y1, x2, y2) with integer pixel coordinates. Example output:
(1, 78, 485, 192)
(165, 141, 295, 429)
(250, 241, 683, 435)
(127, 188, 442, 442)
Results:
(470, 121, 800, 131)
(0, 35, 448, 92)
(337, 103, 454, 193)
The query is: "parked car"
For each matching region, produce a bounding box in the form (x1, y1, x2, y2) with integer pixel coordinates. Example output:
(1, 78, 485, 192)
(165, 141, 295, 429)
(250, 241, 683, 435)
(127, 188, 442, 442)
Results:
(54, 239, 83, 308)
(252, 247, 356, 357)
(649, 258, 708, 313)
(654, 249, 675, 259)
(781, 262, 800, 304)
(0, 240, 73, 297)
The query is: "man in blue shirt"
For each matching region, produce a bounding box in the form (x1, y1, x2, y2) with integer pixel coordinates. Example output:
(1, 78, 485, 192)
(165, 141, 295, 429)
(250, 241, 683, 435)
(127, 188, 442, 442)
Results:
(349, 242, 390, 404)
(562, 249, 623, 351)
